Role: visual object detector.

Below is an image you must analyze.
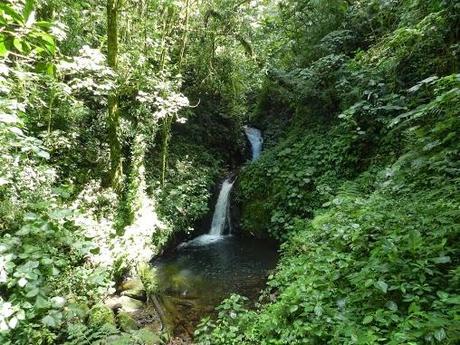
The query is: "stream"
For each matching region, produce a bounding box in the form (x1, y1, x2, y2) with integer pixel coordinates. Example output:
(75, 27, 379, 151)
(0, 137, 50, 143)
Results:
(152, 126, 278, 338)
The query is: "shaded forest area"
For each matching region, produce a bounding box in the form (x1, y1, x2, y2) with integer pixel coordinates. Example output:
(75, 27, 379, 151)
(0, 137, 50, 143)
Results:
(1, 0, 459, 344)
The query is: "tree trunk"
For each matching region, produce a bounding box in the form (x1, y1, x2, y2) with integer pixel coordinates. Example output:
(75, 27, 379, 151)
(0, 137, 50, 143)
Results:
(161, 116, 173, 186)
(178, 0, 190, 69)
(107, 0, 123, 190)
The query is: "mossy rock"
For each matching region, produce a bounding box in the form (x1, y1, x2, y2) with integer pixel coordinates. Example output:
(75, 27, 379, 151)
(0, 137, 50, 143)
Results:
(117, 311, 139, 332)
(121, 278, 146, 300)
(119, 296, 144, 313)
(89, 304, 116, 328)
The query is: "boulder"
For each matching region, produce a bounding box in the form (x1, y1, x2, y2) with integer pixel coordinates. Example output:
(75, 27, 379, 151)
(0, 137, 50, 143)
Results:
(105, 296, 144, 313)
(120, 278, 146, 301)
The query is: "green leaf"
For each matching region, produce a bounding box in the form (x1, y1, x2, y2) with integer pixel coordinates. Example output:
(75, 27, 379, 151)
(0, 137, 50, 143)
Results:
(362, 315, 373, 324)
(35, 295, 50, 309)
(36, 150, 50, 160)
(0, 3, 23, 23)
(23, 0, 35, 23)
(26, 287, 40, 298)
(13, 38, 23, 52)
(8, 317, 18, 329)
(41, 315, 58, 328)
(432, 256, 451, 264)
(375, 281, 388, 293)
(0, 40, 8, 57)
(49, 209, 71, 220)
(434, 328, 446, 342)
(289, 305, 299, 313)
(314, 305, 323, 316)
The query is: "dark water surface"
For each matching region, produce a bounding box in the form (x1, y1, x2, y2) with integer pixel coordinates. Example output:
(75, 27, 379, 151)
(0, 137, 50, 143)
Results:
(152, 235, 278, 335)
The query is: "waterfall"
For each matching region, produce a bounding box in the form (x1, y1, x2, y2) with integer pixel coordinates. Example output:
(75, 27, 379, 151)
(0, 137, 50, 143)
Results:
(208, 178, 235, 236)
(180, 126, 263, 247)
(244, 126, 263, 161)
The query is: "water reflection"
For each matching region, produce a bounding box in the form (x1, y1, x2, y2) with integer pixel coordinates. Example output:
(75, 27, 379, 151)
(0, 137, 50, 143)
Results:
(153, 236, 278, 335)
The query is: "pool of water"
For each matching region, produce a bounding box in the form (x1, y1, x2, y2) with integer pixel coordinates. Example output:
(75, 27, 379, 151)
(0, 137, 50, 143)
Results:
(152, 235, 278, 336)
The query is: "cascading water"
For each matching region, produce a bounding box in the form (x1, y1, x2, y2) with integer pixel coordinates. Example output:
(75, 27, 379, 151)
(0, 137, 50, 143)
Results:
(209, 178, 235, 236)
(181, 178, 234, 246)
(179, 126, 262, 248)
(153, 125, 277, 336)
(244, 126, 263, 161)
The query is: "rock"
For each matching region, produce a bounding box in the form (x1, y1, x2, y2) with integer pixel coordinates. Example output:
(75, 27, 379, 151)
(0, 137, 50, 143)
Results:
(121, 278, 146, 301)
(105, 296, 123, 310)
(105, 296, 144, 313)
(88, 304, 116, 327)
(117, 311, 139, 332)
(119, 296, 144, 313)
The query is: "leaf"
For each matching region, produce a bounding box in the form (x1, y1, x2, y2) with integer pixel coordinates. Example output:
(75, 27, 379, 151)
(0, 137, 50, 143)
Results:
(49, 209, 71, 220)
(375, 280, 388, 293)
(35, 295, 50, 309)
(362, 315, 373, 324)
(16, 309, 25, 320)
(23, 0, 35, 23)
(408, 76, 439, 93)
(25, 11, 36, 28)
(26, 287, 40, 298)
(36, 150, 50, 159)
(13, 38, 23, 52)
(314, 304, 323, 316)
(0, 40, 8, 57)
(364, 279, 374, 287)
(50, 296, 66, 308)
(8, 317, 18, 329)
(18, 277, 28, 287)
(434, 328, 446, 342)
(0, 3, 23, 23)
(432, 256, 451, 264)
(289, 305, 299, 313)
(9, 127, 24, 136)
(41, 315, 57, 328)
(385, 301, 398, 312)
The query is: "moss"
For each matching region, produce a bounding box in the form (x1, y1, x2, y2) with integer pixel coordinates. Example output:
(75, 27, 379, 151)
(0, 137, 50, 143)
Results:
(121, 278, 146, 300)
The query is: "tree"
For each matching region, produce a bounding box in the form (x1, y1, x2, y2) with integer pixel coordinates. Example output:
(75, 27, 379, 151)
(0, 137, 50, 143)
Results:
(107, 0, 123, 190)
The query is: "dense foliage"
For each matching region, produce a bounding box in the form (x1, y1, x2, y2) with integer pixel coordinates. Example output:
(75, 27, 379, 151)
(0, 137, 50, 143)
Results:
(0, 0, 255, 343)
(196, 0, 460, 344)
(1, 0, 459, 344)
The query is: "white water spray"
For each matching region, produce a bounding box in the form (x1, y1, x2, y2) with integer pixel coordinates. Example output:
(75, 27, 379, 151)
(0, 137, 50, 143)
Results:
(180, 126, 263, 247)
(244, 126, 263, 161)
(209, 178, 235, 236)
